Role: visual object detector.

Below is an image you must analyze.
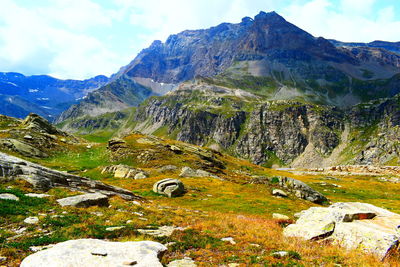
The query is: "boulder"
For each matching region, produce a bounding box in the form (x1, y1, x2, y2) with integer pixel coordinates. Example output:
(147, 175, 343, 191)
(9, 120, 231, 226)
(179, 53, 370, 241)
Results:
(0, 193, 19, 201)
(272, 189, 288, 198)
(25, 193, 50, 198)
(272, 213, 290, 220)
(0, 152, 141, 200)
(153, 179, 185, 198)
(158, 165, 178, 173)
(57, 193, 109, 208)
(271, 176, 327, 204)
(168, 257, 197, 267)
(179, 167, 218, 179)
(24, 217, 39, 224)
(284, 202, 400, 259)
(101, 165, 147, 179)
(0, 139, 47, 158)
(20, 239, 167, 267)
(137, 226, 184, 237)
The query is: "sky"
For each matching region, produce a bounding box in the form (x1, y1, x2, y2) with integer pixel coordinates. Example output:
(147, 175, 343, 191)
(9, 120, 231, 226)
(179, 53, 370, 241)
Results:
(0, 0, 399, 80)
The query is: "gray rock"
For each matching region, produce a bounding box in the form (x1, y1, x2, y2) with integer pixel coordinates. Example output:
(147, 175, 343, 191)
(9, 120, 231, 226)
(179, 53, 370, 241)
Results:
(168, 257, 197, 267)
(57, 193, 109, 208)
(179, 167, 218, 178)
(25, 193, 50, 198)
(137, 226, 184, 237)
(158, 165, 178, 173)
(272, 213, 290, 220)
(0, 193, 19, 201)
(272, 176, 327, 204)
(284, 202, 400, 259)
(0, 152, 141, 201)
(271, 251, 289, 258)
(105, 226, 125, 232)
(0, 139, 47, 158)
(24, 217, 39, 224)
(221, 237, 236, 245)
(272, 189, 288, 198)
(20, 239, 167, 267)
(153, 179, 185, 197)
(134, 172, 148, 179)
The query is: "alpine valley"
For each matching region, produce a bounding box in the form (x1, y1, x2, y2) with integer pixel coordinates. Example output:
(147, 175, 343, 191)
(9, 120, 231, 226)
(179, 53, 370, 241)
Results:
(1, 10, 400, 267)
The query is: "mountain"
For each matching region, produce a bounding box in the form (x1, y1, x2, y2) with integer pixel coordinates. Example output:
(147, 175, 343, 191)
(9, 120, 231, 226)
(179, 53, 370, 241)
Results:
(329, 40, 400, 55)
(0, 72, 108, 120)
(58, 11, 400, 123)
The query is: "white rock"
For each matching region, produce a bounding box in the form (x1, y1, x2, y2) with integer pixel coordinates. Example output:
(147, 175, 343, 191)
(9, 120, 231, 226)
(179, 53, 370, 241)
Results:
(221, 237, 236, 245)
(271, 251, 289, 258)
(0, 193, 19, 201)
(24, 217, 39, 224)
(134, 172, 148, 179)
(168, 257, 197, 267)
(272, 189, 288, 198)
(25, 193, 50, 198)
(57, 193, 108, 207)
(138, 226, 184, 237)
(20, 239, 167, 267)
(272, 213, 290, 220)
(105, 226, 125, 232)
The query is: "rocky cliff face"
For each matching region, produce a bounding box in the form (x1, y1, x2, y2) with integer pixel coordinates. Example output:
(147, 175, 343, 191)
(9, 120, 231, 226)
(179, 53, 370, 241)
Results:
(130, 82, 400, 167)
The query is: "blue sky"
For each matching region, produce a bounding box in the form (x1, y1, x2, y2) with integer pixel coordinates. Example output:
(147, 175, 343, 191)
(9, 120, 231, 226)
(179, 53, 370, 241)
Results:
(0, 0, 399, 79)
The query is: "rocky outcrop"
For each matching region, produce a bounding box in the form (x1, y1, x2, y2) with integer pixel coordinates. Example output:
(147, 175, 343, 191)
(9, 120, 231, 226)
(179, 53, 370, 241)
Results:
(57, 193, 109, 207)
(0, 152, 142, 201)
(153, 179, 185, 198)
(101, 165, 148, 179)
(20, 239, 167, 267)
(250, 176, 327, 204)
(179, 167, 219, 179)
(284, 202, 400, 260)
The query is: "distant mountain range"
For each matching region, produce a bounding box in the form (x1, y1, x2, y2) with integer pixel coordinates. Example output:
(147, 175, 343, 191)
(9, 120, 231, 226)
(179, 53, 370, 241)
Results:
(0, 72, 108, 120)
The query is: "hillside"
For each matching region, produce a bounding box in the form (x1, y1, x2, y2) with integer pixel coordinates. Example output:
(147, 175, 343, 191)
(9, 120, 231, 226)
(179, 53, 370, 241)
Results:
(1, 114, 400, 266)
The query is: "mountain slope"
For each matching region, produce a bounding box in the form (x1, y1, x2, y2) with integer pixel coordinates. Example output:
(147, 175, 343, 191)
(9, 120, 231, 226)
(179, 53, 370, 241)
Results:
(0, 72, 108, 120)
(58, 11, 400, 124)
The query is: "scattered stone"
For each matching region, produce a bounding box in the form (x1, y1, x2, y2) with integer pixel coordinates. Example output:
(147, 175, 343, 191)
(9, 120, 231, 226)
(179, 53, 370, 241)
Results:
(105, 226, 125, 232)
(132, 201, 141, 206)
(0, 193, 19, 201)
(272, 189, 288, 198)
(15, 227, 27, 234)
(102, 165, 145, 179)
(271, 251, 289, 258)
(90, 212, 103, 217)
(221, 237, 236, 245)
(284, 202, 400, 259)
(20, 239, 167, 267)
(0, 256, 7, 263)
(137, 226, 184, 237)
(271, 176, 327, 204)
(56, 193, 109, 208)
(272, 213, 290, 220)
(158, 165, 178, 173)
(24, 217, 39, 224)
(133, 212, 144, 216)
(168, 145, 182, 154)
(25, 193, 50, 198)
(168, 257, 197, 267)
(179, 167, 218, 178)
(86, 145, 92, 149)
(153, 178, 185, 198)
(134, 172, 148, 179)
(24, 135, 33, 140)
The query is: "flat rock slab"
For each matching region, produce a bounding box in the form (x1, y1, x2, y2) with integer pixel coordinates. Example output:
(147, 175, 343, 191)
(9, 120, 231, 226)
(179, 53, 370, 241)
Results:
(20, 239, 167, 267)
(57, 193, 109, 208)
(284, 202, 400, 259)
(137, 226, 184, 237)
(0, 193, 19, 201)
(25, 193, 50, 198)
(168, 257, 197, 267)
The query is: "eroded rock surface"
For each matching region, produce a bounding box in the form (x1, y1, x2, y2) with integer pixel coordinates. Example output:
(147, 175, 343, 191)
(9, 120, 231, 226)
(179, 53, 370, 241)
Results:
(284, 202, 400, 259)
(153, 179, 185, 198)
(57, 193, 109, 208)
(0, 152, 142, 201)
(20, 239, 167, 267)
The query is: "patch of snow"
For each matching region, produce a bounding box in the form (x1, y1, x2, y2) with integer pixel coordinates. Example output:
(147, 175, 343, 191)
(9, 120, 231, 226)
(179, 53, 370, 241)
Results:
(36, 98, 49, 101)
(7, 82, 18, 87)
(29, 89, 39, 93)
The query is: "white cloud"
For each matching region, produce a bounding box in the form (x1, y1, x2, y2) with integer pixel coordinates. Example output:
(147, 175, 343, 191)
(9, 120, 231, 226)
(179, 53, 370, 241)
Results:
(0, 0, 121, 79)
(283, 0, 400, 42)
